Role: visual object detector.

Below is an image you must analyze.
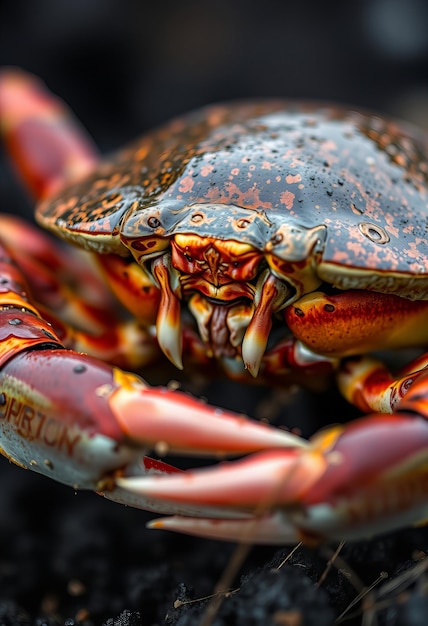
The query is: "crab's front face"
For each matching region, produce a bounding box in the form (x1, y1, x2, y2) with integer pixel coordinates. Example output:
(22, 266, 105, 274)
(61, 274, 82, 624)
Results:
(122, 218, 323, 375)
(169, 235, 267, 360)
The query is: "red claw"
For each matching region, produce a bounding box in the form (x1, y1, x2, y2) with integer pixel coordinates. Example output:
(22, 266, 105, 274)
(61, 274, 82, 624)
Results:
(118, 411, 428, 544)
(146, 513, 301, 544)
(116, 448, 326, 510)
(109, 370, 308, 457)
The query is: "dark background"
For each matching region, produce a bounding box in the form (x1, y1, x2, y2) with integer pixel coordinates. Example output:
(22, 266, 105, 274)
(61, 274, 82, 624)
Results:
(2, 0, 428, 156)
(1, 0, 428, 217)
(0, 1, 428, 625)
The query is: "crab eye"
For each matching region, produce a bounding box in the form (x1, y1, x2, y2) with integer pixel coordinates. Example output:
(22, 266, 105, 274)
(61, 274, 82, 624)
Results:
(191, 212, 204, 223)
(358, 222, 389, 244)
(233, 261, 241, 267)
(148, 216, 161, 228)
(184, 253, 193, 262)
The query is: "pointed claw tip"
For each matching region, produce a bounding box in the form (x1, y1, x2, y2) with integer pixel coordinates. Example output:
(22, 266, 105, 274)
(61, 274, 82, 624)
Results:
(160, 337, 183, 371)
(175, 357, 184, 371)
(169, 355, 184, 370)
(245, 361, 260, 378)
(242, 337, 263, 378)
(159, 344, 183, 370)
(146, 518, 165, 530)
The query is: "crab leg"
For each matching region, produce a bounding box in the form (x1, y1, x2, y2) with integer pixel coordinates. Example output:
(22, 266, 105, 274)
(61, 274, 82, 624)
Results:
(0, 214, 116, 327)
(337, 353, 428, 413)
(0, 214, 163, 370)
(0, 68, 98, 197)
(284, 289, 428, 357)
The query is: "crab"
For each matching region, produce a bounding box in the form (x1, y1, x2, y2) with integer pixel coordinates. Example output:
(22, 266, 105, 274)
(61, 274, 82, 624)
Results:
(0, 68, 428, 546)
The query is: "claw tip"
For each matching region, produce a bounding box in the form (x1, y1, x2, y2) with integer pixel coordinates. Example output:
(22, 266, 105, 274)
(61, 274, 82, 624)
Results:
(147, 518, 165, 530)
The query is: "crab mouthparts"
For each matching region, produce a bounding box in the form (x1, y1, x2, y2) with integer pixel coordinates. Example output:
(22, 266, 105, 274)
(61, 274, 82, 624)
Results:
(152, 255, 291, 376)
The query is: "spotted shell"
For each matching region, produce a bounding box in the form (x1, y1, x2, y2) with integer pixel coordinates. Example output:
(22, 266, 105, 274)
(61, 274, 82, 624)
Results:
(37, 101, 428, 299)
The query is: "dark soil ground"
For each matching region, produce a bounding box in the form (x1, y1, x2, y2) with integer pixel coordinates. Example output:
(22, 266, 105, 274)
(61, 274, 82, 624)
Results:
(0, 382, 427, 626)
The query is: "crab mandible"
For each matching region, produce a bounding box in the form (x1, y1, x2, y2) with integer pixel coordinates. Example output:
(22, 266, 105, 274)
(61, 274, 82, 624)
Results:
(0, 69, 428, 544)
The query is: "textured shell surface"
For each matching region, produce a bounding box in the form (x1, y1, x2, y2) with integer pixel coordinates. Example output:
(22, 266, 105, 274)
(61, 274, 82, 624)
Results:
(37, 101, 428, 277)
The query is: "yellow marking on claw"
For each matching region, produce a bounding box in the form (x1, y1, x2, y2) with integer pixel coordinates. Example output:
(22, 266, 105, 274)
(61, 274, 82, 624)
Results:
(310, 426, 344, 454)
(112, 367, 148, 391)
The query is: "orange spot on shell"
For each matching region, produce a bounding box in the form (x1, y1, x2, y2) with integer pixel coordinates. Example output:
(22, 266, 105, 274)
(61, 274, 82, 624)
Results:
(280, 190, 295, 210)
(332, 250, 349, 263)
(286, 173, 302, 184)
(405, 240, 425, 262)
(346, 240, 367, 257)
(200, 165, 214, 177)
(178, 175, 195, 193)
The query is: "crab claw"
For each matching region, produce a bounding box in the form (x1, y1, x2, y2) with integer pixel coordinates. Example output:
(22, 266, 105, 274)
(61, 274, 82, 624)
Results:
(117, 447, 327, 543)
(109, 369, 308, 457)
(147, 512, 301, 544)
(119, 413, 428, 544)
(117, 448, 325, 508)
(0, 335, 307, 517)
